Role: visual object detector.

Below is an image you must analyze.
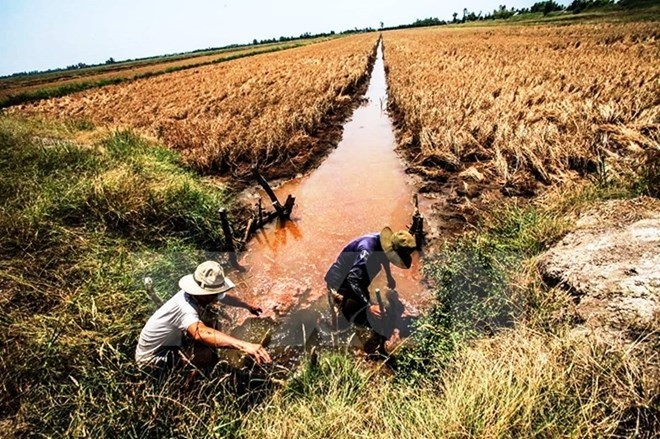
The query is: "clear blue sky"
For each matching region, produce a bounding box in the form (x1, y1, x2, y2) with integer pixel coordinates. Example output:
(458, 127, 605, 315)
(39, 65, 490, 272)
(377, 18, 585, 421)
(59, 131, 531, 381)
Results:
(0, 0, 570, 76)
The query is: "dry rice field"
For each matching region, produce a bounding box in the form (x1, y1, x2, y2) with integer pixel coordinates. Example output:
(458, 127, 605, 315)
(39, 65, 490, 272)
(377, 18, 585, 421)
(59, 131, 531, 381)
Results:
(12, 34, 378, 178)
(0, 40, 314, 103)
(383, 22, 659, 195)
(9, 23, 659, 193)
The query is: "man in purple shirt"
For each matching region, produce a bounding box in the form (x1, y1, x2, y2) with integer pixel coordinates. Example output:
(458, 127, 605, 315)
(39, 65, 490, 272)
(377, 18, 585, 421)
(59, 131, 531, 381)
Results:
(324, 226, 417, 337)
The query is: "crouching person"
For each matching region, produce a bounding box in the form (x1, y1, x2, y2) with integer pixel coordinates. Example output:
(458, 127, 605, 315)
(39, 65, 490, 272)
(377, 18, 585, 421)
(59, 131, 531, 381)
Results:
(325, 226, 417, 354)
(135, 260, 271, 373)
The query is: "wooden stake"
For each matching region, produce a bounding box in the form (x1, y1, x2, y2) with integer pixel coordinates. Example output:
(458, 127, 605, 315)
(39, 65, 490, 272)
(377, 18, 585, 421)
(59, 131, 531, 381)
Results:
(409, 193, 424, 250)
(327, 288, 339, 331)
(252, 166, 285, 219)
(240, 169, 297, 243)
(144, 277, 164, 307)
(283, 194, 296, 218)
(219, 208, 244, 270)
(243, 216, 255, 244)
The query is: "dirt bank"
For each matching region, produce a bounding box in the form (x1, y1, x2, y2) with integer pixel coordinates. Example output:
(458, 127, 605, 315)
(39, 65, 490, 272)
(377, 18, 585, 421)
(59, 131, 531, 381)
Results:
(539, 197, 660, 341)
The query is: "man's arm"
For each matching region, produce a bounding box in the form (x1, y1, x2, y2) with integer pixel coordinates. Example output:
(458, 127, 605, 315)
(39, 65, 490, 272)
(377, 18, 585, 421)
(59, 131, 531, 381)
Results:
(382, 260, 396, 289)
(344, 249, 372, 307)
(187, 321, 271, 364)
(219, 293, 263, 315)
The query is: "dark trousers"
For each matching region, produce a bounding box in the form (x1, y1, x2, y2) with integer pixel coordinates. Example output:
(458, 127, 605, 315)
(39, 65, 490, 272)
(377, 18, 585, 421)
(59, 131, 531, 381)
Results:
(334, 283, 371, 327)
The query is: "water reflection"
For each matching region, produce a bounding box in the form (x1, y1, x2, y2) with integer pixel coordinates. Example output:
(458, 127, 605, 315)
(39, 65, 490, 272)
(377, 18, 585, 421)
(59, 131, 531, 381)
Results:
(251, 218, 303, 254)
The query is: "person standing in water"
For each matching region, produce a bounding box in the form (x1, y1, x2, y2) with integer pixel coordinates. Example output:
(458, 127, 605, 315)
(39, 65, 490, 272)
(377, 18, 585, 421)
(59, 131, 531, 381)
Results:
(325, 226, 417, 353)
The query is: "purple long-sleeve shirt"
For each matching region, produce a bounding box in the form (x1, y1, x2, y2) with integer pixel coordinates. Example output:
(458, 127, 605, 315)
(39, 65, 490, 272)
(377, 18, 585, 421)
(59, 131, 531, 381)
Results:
(324, 233, 391, 305)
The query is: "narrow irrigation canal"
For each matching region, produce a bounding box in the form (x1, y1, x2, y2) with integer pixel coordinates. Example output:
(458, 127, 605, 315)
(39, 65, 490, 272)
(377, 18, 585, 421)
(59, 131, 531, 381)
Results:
(225, 42, 433, 358)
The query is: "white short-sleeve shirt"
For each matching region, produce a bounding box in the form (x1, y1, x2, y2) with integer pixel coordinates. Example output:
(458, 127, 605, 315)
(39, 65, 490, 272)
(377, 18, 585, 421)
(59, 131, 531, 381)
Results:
(135, 290, 223, 363)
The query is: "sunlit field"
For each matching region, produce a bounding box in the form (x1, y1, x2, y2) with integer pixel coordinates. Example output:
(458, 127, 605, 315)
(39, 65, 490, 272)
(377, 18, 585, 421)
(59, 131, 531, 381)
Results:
(12, 34, 378, 178)
(0, 39, 323, 108)
(1, 11, 659, 438)
(383, 22, 659, 193)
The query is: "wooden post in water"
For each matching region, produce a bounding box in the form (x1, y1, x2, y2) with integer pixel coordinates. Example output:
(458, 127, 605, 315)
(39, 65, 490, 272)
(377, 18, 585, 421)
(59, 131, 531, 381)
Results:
(218, 208, 245, 271)
(243, 216, 254, 244)
(283, 195, 296, 220)
(327, 288, 339, 333)
(241, 167, 297, 243)
(144, 277, 164, 307)
(252, 166, 285, 219)
(409, 194, 424, 250)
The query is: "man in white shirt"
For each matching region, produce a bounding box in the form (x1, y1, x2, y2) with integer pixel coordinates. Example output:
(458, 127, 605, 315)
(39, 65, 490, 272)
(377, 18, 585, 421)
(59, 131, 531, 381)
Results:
(136, 260, 271, 370)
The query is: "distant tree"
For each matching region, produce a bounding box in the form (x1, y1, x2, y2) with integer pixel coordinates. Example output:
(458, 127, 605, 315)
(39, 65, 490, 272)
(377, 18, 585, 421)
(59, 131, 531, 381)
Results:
(452, 12, 458, 22)
(492, 4, 515, 19)
(530, 1, 564, 15)
(567, 0, 614, 13)
(380, 21, 384, 29)
(618, 0, 657, 8)
(410, 17, 444, 27)
(105, 57, 115, 64)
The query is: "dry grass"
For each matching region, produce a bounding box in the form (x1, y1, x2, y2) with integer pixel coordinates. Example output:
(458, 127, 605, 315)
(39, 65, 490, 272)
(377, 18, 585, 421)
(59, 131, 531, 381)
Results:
(383, 23, 659, 192)
(241, 328, 659, 438)
(11, 34, 379, 178)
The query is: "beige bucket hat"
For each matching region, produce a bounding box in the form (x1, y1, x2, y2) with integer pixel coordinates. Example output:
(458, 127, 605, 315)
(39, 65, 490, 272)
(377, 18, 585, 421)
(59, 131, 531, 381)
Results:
(179, 260, 235, 295)
(380, 227, 417, 269)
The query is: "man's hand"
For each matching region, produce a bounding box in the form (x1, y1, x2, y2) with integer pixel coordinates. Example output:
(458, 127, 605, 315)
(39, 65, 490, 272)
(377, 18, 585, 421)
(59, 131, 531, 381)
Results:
(368, 304, 384, 319)
(241, 342, 272, 364)
(249, 305, 263, 316)
(387, 276, 396, 290)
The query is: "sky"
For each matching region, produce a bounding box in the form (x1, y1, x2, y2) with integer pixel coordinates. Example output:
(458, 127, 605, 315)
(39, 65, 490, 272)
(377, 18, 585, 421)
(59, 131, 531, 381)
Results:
(0, 0, 571, 77)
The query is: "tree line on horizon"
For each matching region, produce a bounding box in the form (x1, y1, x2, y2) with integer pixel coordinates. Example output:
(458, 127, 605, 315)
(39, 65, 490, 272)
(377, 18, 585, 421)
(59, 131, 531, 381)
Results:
(386, 0, 624, 30)
(3, 0, 651, 79)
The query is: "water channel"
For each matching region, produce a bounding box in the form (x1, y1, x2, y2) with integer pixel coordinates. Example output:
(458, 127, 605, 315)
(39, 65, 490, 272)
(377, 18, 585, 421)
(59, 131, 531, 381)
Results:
(224, 42, 433, 359)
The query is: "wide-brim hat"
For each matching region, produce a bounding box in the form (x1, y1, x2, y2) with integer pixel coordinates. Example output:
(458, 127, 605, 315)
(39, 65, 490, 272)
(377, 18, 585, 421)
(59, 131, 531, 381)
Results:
(380, 226, 417, 269)
(179, 260, 235, 296)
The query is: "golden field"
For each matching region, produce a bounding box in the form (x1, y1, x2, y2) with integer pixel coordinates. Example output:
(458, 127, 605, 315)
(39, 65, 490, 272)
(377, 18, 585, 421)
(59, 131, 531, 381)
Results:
(0, 40, 319, 104)
(12, 34, 378, 178)
(383, 23, 659, 193)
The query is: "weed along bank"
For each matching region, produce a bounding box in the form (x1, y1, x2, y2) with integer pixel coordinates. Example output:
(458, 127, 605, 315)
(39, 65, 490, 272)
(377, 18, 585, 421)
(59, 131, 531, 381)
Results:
(1, 5, 659, 437)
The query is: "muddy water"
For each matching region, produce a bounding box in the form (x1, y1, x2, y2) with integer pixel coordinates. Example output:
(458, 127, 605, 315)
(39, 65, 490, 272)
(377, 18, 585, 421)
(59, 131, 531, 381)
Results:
(224, 42, 433, 359)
